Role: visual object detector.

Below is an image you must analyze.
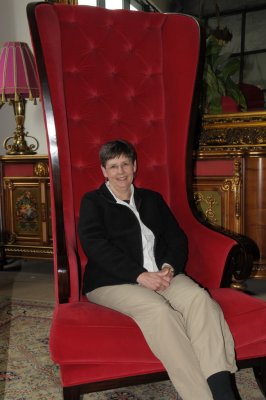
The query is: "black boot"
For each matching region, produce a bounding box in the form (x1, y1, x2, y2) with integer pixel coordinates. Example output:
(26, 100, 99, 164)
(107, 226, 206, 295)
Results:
(207, 371, 238, 400)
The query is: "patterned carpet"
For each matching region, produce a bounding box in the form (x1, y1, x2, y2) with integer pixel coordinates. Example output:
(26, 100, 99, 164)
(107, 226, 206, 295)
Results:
(0, 298, 264, 400)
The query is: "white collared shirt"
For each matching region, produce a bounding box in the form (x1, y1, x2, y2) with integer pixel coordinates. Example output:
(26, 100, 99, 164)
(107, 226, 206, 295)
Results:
(106, 183, 159, 272)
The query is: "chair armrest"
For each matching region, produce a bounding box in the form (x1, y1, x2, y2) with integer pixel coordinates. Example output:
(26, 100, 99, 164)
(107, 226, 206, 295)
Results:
(216, 227, 260, 286)
(184, 216, 260, 288)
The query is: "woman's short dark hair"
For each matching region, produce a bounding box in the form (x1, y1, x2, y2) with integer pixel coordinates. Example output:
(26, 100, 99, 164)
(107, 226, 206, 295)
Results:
(99, 139, 137, 167)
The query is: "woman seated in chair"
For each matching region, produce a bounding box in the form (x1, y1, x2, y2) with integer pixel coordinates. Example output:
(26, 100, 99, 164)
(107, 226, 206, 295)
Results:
(78, 139, 239, 400)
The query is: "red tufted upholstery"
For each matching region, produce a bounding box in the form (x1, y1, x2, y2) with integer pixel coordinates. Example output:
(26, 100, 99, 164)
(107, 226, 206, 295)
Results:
(27, 3, 266, 399)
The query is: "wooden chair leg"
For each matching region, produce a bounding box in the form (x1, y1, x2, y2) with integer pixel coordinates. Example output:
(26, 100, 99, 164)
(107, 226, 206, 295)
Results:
(253, 358, 266, 397)
(63, 386, 81, 400)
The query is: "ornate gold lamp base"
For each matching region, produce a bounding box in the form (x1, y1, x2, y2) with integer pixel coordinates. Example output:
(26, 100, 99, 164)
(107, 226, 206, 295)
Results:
(3, 98, 39, 155)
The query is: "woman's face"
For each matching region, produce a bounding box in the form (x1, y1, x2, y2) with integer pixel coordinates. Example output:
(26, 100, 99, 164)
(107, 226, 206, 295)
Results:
(101, 154, 136, 195)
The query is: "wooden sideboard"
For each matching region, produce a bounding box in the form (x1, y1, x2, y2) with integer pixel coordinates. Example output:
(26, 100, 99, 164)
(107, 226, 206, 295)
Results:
(0, 155, 53, 267)
(194, 111, 266, 280)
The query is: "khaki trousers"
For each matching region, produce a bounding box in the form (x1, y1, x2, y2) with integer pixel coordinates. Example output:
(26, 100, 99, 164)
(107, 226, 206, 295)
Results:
(87, 274, 237, 400)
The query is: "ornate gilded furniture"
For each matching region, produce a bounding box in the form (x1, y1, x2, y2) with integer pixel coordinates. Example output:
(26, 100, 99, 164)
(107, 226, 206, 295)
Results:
(194, 157, 242, 234)
(0, 155, 52, 267)
(27, 3, 266, 400)
(194, 111, 266, 280)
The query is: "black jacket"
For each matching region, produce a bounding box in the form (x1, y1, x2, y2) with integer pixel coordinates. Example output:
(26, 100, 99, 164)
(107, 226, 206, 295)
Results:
(78, 184, 188, 293)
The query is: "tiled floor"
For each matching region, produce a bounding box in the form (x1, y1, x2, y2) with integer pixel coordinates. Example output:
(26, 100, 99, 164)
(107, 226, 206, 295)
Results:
(0, 259, 55, 302)
(0, 259, 266, 302)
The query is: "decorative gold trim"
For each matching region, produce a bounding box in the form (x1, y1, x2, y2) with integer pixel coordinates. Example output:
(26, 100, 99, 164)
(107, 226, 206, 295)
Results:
(4, 179, 14, 190)
(199, 111, 266, 152)
(41, 203, 47, 222)
(7, 233, 17, 244)
(5, 246, 53, 256)
(4, 177, 49, 183)
(221, 159, 241, 219)
(34, 162, 49, 177)
(194, 191, 219, 225)
(204, 111, 266, 126)
(0, 154, 48, 162)
(193, 157, 243, 234)
(251, 262, 266, 279)
(3, 178, 51, 242)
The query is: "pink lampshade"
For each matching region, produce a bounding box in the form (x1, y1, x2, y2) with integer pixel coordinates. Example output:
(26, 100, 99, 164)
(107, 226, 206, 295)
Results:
(0, 41, 39, 103)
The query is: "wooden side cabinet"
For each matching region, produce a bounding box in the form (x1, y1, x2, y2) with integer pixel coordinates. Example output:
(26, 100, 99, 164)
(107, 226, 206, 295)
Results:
(194, 111, 266, 281)
(194, 158, 243, 235)
(0, 155, 53, 266)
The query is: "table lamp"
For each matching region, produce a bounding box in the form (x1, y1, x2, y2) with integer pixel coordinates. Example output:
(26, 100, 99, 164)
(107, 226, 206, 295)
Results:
(0, 41, 39, 155)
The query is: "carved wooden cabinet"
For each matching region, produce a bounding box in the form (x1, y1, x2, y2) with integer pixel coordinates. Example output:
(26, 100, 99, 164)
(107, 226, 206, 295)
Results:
(194, 111, 266, 280)
(194, 157, 243, 235)
(0, 155, 53, 266)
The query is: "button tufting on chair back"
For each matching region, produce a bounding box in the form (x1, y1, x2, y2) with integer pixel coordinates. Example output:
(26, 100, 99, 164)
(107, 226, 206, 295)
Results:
(32, 4, 213, 299)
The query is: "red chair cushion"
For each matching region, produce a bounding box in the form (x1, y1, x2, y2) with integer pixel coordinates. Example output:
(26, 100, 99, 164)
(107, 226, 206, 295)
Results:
(50, 301, 164, 386)
(211, 288, 266, 360)
(50, 288, 266, 386)
(50, 301, 160, 364)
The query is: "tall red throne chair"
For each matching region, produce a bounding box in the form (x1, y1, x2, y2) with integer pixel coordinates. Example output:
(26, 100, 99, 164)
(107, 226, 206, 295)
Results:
(27, 3, 266, 399)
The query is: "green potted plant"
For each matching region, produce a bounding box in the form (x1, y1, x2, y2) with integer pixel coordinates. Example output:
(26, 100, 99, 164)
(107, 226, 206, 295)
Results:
(202, 34, 247, 114)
